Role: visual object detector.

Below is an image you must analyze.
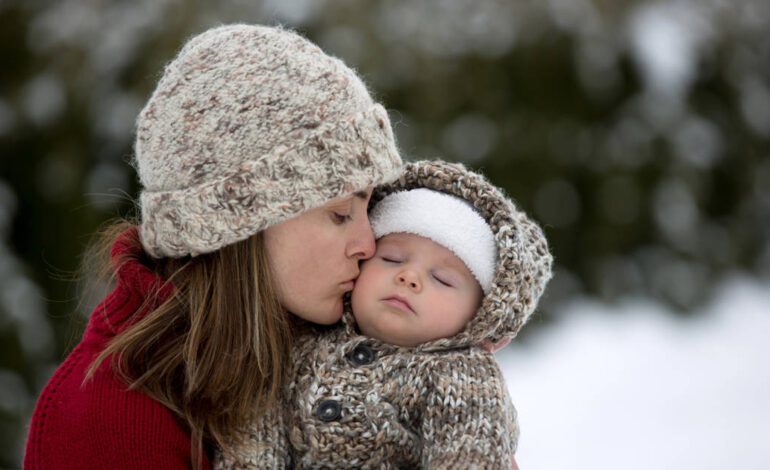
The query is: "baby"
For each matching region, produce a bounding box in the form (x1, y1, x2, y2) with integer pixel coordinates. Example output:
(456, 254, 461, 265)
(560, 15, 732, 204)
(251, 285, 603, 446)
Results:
(352, 187, 497, 351)
(216, 160, 552, 469)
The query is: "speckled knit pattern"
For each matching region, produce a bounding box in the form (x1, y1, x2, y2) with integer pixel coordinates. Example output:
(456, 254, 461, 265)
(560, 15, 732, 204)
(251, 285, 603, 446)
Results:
(134, 24, 403, 258)
(214, 160, 553, 469)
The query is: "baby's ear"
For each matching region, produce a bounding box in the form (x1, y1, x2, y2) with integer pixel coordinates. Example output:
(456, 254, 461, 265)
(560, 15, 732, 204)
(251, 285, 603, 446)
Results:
(479, 336, 512, 353)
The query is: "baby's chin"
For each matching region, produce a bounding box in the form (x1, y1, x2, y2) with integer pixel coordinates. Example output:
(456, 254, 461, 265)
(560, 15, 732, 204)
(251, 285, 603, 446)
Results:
(353, 313, 420, 347)
(352, 294, 425, 345)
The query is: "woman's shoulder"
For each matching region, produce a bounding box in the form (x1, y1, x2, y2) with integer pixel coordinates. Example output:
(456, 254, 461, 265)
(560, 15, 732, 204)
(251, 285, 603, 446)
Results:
(26, 345, 205, 469)
(82, 361, 177, 420)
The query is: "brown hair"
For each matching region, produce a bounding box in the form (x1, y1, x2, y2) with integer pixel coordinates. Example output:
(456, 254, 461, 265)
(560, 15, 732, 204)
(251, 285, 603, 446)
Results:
(84, 219, 292, 468)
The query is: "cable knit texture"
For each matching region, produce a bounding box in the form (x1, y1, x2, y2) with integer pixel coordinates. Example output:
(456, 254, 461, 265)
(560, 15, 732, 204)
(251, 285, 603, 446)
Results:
(24, 227, 210, 469)
(135, 24, 403, 258)
(215, 160, 553, 469)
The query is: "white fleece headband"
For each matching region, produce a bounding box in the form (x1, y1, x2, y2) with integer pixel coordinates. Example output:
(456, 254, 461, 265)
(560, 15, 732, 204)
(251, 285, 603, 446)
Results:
(370, 188, 497, 293)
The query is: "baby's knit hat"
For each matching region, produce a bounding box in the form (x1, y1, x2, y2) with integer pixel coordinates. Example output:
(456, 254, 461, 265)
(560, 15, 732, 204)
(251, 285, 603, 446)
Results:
(369, 188, 497, 294)
(134, 24, 403, 258)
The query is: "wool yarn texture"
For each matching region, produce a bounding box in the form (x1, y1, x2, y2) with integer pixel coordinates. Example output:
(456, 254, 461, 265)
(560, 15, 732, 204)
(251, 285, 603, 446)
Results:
(215, 160, 554, 469)
(134, 24, 403, 258)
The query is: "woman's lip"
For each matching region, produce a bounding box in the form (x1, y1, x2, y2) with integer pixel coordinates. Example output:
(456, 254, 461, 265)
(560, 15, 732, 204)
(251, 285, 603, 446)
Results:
(341, 273, 359, 285)
(341, 280, 355, 290)
(382, 297, 415, 314)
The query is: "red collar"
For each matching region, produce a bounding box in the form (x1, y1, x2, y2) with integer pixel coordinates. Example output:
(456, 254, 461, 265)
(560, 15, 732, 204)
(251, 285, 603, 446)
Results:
(110, 226, 174, 299)
(85, 226, 175, 339)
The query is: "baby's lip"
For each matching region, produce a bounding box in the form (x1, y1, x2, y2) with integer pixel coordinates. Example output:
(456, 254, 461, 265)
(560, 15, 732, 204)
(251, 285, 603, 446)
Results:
(382, 295, 415, 314)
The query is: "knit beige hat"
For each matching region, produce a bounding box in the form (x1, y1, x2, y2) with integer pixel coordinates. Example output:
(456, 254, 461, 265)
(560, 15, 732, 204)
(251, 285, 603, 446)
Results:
(134, 24, 403, 258)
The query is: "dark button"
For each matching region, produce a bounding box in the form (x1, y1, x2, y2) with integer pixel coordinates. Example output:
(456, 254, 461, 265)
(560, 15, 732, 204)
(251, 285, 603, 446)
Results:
(348, 344, 376, 366)
(316, 399, 342, 422)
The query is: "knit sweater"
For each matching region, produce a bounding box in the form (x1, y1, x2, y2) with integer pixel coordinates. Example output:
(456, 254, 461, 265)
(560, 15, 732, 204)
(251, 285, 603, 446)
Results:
(217, 319, 520, 469)
(215, 161, 553, 469)
(24, 227, 211, 470)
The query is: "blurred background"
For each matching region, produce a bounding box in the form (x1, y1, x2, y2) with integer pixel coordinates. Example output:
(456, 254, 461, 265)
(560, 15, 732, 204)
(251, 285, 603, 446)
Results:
(1, 0, 769, 468)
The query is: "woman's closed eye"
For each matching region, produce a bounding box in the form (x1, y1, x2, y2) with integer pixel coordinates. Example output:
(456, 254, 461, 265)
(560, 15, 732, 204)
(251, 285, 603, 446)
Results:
(331, 212, 352, 224)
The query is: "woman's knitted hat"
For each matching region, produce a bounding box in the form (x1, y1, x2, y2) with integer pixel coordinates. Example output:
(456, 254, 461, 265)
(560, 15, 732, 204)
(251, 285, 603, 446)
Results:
(369, 188, 498, 294)
(134, 24, 403, 258)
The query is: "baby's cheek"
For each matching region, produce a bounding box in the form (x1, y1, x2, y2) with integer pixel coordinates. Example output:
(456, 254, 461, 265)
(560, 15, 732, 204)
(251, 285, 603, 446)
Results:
(350, 277, 371, 317)
(350, 284, 363, 310)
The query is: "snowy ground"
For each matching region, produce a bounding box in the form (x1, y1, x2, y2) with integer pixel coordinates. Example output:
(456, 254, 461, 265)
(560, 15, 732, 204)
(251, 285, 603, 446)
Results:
(498, 275, 770, 470)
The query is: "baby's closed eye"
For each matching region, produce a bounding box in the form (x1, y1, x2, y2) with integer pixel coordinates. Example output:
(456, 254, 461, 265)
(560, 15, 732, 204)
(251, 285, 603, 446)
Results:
(431, 273, 453, 287)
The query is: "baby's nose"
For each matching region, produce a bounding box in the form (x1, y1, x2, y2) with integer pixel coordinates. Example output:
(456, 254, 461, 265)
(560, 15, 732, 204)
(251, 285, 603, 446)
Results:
(396, 271, 421, 291)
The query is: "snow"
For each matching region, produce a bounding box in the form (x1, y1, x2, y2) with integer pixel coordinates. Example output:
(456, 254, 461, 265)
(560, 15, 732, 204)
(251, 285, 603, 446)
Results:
(499, 275, 770, 469)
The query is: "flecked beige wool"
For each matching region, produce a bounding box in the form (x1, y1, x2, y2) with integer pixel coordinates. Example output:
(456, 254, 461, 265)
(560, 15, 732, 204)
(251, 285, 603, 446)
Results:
(215, 161, 554, 469)
(133, 24, 403, 258)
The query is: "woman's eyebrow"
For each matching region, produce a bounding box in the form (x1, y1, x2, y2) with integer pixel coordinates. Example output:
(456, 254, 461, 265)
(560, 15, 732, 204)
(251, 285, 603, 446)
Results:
(329, 190, 369, 208)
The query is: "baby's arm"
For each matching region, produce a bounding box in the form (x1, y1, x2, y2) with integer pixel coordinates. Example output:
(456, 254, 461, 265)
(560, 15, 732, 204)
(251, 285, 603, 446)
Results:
(421, 349, 519, 468)
(213, 405, 291, 470)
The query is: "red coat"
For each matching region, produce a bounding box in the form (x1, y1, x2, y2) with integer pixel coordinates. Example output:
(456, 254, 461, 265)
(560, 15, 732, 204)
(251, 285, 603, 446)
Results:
(24, 227, 211, 469)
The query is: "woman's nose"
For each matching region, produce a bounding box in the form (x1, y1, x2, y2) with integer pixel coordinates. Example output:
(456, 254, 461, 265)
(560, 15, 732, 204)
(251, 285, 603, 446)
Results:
(347, 220, 376, 260)
(396, 270, 421, 292)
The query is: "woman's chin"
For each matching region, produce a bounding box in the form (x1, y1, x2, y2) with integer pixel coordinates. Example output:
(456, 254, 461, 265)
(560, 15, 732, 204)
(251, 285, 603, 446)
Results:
(315, 313, 343, 325)
(315, 300, 345, 325)
(287, 295, 345, 325)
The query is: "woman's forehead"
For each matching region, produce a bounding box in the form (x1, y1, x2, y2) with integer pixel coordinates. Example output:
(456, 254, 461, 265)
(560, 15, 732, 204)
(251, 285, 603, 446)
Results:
(331, 188, 373, 203)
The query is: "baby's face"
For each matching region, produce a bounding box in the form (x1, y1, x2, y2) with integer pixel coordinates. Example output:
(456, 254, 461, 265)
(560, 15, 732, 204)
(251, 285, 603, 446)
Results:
(351, 232, 483, 347)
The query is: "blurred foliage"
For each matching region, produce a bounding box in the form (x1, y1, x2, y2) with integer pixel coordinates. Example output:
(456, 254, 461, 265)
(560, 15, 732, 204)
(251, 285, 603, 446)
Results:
(0, 0, 769, 466)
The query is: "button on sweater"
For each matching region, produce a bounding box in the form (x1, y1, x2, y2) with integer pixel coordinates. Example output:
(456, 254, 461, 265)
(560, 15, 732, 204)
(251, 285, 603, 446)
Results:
(24, 227, 211, 470)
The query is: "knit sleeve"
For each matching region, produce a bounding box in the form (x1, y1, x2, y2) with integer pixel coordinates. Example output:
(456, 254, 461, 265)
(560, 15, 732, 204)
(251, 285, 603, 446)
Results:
(213, 405, 291, 469)
(420, 350, 519, 468)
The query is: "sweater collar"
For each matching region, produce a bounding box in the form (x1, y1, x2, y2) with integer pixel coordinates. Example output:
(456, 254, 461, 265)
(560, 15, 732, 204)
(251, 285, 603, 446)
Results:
(110, 226, 173, 299)
(86, 226, 175, 339)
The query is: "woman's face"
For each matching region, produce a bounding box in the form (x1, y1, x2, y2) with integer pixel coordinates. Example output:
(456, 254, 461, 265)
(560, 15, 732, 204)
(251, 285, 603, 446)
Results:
(263, 189, 376, 324)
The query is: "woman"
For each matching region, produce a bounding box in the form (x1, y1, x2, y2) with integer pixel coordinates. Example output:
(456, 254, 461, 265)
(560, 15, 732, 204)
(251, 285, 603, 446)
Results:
(24, 24, 402, 469)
